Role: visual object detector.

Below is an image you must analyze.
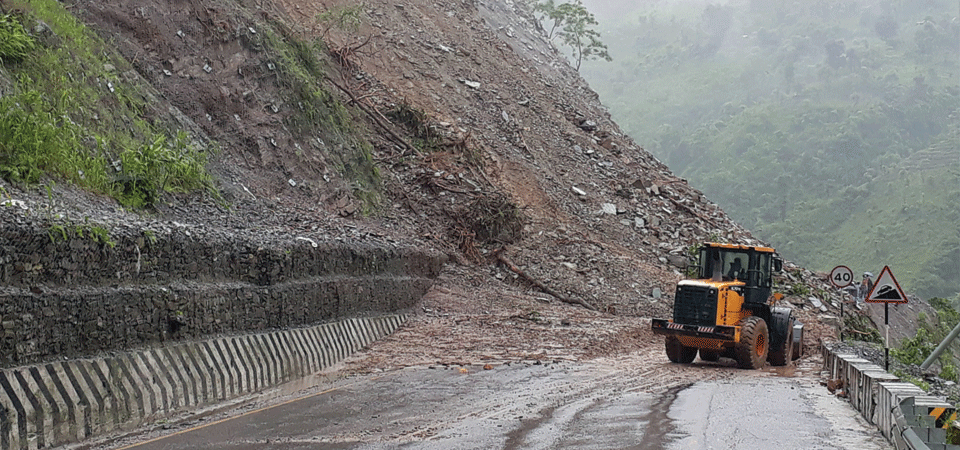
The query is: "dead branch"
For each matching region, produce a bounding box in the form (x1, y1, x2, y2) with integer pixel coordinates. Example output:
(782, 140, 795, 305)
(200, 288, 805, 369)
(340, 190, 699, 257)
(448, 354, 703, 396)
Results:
(350, 34, 374, 53)
(325, 76, 421, 156)
(495, 251, 597, 311)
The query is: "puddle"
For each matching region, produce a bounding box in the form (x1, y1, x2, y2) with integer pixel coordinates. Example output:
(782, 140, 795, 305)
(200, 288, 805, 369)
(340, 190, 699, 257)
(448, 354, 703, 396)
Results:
(633, 384, 689, 450)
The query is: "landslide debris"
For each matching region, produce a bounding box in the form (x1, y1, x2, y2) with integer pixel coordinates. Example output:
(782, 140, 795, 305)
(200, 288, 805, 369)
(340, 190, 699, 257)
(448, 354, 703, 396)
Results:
(0, 0, 852, 366)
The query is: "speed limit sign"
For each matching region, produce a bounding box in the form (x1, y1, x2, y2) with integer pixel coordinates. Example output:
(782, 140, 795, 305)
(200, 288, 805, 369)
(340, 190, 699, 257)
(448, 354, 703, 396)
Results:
(830, 265, 854, 288)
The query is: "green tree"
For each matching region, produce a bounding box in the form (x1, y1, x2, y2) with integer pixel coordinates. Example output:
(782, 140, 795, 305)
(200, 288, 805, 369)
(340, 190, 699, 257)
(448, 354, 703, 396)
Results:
(533, 0, 612, 70)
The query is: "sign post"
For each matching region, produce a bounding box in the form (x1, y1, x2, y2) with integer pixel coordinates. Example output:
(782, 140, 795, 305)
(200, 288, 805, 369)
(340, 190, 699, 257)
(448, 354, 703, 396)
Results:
(830, 265, 854, 341)
(865, 265, 909, 371)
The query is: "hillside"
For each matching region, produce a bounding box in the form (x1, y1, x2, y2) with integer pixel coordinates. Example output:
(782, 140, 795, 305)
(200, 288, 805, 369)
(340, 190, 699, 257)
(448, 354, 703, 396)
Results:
(0, 0, 860, 372)
(579, 0, 959, 300)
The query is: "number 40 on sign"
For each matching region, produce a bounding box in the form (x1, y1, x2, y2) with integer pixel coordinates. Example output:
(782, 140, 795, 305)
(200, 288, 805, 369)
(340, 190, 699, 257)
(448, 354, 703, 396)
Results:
(830, 265, 854, 289)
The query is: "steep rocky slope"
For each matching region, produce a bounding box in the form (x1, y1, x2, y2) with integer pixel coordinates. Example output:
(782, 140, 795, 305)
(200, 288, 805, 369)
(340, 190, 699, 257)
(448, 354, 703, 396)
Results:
(0, 0, 852, 366)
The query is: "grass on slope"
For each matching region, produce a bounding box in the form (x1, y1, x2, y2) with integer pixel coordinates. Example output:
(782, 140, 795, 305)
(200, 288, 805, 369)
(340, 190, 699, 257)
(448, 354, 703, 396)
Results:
(0, 1, 213, 208)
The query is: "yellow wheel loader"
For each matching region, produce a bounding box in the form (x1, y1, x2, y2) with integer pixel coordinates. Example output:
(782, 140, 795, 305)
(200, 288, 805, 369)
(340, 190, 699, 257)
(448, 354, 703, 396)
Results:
(651, 243, 803, 369)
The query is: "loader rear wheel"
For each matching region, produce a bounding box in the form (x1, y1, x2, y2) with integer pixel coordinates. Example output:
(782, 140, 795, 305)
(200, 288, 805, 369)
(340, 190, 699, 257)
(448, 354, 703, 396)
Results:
(735, 316, 768, 369)
(665, 337, 697, 364)
(699, 349, 720, 362)
(768, 320, 793, 366)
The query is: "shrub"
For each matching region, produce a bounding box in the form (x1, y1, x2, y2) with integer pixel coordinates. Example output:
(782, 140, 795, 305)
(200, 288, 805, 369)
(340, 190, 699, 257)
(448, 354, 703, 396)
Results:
(892, 327, 935, 365)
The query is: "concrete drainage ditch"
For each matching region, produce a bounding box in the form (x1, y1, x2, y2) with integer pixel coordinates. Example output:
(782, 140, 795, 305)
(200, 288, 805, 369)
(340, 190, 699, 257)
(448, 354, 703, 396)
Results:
(0, 315, 406, 450)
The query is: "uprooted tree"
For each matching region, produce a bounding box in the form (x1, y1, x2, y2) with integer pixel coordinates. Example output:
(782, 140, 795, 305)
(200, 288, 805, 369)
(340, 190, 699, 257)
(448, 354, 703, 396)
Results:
(532, 0, 611, 70)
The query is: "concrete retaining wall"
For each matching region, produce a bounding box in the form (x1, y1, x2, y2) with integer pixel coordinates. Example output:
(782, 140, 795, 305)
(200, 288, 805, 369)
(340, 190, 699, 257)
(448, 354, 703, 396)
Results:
(822, 346, 960, 450)
(0, 315, 406, 450)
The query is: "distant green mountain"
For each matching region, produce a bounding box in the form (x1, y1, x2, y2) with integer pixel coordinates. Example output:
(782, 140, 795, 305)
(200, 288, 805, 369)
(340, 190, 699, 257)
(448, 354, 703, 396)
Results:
(577, 0, 959, 299)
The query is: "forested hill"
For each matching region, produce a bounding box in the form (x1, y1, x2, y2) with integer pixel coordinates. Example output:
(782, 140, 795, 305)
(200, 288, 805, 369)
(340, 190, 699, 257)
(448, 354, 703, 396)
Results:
(578, 0, 959, 300)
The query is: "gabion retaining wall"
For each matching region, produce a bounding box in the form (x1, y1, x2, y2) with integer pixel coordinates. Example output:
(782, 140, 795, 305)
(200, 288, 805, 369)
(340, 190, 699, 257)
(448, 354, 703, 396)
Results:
(0, 216, 443, 367)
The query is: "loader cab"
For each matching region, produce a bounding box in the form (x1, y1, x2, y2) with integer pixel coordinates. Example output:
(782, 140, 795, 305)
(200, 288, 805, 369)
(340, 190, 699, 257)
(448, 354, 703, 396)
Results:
(697, 243, 781, 306)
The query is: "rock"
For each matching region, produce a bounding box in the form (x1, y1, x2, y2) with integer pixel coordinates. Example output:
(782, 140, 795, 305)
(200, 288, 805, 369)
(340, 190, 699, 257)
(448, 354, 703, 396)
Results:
(634, 217, 645, 228)
(571, 186, 587, 196)
(579, 120, 598, 132)
(808, 296, 827, 312)
(652, 288, 662, 299)
(1, 199, 27, 210)
(821, 315, 840, 327)
(826, 378, 844, 393)
(666, 255, 688, 269)
(600, 203, 617, 215)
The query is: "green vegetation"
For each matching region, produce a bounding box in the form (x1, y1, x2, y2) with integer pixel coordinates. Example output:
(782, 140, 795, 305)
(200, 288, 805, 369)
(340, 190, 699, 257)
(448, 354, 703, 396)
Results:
(844, 312, 882, 344)
(0, 1, 214, 207)
(256, 20, 381, 213)
(316, 4, 365, 38)
(0, 13, 33, 61)
(892, 327, 935, 365)
(579, 0, 959, 299)
(894, 369, 931, 391)
(891, 297, 960, 379)
(949, 422, 960, 445)
(532, 0, 612, 70)
(47, 222, 115, 248)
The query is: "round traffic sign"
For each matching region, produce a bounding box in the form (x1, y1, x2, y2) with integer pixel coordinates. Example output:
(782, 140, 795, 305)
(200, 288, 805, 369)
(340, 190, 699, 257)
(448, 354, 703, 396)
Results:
(830, 265, 854, 288)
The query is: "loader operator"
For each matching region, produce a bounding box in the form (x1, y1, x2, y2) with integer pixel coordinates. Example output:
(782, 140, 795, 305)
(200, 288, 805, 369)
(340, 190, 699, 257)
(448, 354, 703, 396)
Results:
(727, 257, 743, 281)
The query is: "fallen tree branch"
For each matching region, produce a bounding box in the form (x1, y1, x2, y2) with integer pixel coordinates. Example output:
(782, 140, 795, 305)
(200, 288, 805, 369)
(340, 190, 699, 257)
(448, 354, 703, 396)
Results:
(325, 76, 421, 156)
(495, 251, 596, 311)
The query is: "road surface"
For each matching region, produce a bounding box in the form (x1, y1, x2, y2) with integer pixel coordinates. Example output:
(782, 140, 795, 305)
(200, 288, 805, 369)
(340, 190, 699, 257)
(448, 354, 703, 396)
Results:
(103, 355, 890, 450)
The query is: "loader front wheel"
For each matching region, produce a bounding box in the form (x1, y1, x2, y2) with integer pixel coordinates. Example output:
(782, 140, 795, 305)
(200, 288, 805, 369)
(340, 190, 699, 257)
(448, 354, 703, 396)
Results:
(735, 316, 768, 369)
(666, 337, 697, 364)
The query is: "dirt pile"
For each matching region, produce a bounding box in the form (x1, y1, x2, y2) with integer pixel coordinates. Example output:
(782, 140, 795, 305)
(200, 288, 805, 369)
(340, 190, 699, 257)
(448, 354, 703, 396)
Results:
(0, 0, 862, 367)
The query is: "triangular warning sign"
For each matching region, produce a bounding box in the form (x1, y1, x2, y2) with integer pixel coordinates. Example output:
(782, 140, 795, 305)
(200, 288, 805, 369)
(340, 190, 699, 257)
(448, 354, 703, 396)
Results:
(865, 266, 909, 304)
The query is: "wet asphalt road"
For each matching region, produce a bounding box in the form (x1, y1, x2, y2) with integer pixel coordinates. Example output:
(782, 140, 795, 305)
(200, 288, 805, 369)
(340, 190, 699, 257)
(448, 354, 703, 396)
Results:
(113, 361, 890, 450)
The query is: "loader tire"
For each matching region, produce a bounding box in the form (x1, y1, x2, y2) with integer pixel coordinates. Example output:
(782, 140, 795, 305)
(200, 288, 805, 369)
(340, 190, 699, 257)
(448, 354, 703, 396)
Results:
(768, 320, 793, 366)
(735, 316, 769, 369)
(699, 349, 720, 362)
(666, 337, 697, 364)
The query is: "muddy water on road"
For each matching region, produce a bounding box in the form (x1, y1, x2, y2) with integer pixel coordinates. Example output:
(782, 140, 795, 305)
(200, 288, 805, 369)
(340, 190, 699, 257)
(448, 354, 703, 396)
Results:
(106, 356, 890, 450)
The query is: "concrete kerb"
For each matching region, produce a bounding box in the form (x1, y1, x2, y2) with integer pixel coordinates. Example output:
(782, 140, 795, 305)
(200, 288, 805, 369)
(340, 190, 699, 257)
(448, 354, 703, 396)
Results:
(822, 346, 960, 450)
(0, 314, 407, 450)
